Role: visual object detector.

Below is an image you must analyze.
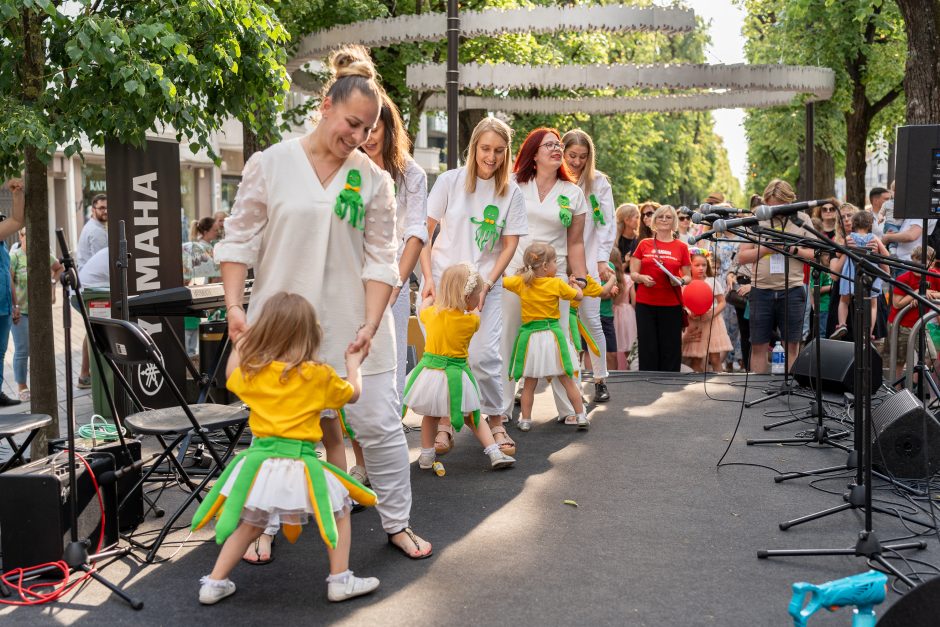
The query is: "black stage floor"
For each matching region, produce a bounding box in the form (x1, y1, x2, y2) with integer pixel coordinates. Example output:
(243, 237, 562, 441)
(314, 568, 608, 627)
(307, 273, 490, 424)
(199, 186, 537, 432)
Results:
(2, 372, 939, 626)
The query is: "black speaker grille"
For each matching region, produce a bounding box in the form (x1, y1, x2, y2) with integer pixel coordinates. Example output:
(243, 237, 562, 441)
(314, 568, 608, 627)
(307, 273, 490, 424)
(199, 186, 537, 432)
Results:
(871, 390, 940, 479)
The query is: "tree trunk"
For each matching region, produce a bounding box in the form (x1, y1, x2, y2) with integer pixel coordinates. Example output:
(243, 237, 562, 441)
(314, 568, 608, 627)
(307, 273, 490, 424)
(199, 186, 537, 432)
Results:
(813, 146, 835, 199)
(844, 84, 870, 208)
(241, 123, 266, 166)
(20, 9, 59, 458)
(458, 109, 487, 163)
(897, 0, 940, 124)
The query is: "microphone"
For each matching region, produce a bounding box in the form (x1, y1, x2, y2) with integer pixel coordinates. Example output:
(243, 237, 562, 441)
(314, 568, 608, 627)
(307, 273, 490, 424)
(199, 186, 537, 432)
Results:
(754, 199, 828, 221)
(690, 231, 717, 244)
(691, 212, 722, 225)
(699, 203, 748, 216)
(98, 455, 154, 485)
(713, 216, 761, 233)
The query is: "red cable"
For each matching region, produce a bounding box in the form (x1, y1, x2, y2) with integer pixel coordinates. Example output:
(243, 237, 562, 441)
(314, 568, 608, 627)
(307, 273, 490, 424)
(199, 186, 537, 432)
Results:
(0, 452, 107, 605)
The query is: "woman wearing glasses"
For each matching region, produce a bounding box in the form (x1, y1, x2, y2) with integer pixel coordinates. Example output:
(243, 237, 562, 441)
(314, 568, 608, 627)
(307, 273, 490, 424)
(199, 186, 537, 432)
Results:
(638, 201, 658, 241)
(562, 129, 615, 402)
(498, 128, 589, 436)
(629, 205, 692, 371)
(676, 207, 696, 245)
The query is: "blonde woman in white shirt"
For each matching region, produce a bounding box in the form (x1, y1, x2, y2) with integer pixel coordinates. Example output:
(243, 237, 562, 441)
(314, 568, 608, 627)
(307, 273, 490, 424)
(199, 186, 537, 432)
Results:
(501, 127, 589, 436)
(421, 118, 527, 457)
(562, 129, 615, 403)
(216, 46, 432, 561)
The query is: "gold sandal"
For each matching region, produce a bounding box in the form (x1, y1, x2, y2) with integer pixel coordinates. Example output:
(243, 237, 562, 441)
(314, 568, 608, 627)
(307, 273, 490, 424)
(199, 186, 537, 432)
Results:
(434, 422, 455, 456)
(489, 424, 516, 457)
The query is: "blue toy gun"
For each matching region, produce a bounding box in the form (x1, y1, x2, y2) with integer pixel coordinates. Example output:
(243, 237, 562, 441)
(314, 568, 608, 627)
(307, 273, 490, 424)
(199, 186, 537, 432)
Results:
(789, 570, 887, 627)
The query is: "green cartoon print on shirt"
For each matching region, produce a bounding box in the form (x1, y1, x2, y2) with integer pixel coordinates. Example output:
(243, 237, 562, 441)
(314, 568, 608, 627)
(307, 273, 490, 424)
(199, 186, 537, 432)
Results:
(334, 170, 365, 231)
(470, 204, 505, 252)
(558, 194, 573, 227)
(590, 194, 606, 226)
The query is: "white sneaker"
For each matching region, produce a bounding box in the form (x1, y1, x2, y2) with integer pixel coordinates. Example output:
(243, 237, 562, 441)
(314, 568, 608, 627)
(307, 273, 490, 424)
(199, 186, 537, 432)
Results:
(199, 576, 236, 605)
(417, 450, 435, 469)
(327, 573, 380, 602)
(349, 465, 369, 485)
(488, 449, 516, 469)
(576, 413, 590, 430)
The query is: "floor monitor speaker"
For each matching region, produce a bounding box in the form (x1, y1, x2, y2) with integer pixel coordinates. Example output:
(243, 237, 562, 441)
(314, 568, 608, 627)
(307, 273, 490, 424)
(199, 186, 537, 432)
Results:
(871, 389, 940, 479)
(791, 338, 882, 394)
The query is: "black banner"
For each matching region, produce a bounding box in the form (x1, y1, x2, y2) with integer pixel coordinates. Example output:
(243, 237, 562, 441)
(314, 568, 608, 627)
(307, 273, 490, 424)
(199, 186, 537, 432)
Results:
(105, 138, 185, 410)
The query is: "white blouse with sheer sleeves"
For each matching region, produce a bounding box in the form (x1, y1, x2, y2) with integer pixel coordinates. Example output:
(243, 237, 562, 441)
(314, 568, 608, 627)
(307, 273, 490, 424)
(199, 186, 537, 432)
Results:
(215, 139, 398, 377)
(395, 157, 429, 260)
(589, 173, 616, 267)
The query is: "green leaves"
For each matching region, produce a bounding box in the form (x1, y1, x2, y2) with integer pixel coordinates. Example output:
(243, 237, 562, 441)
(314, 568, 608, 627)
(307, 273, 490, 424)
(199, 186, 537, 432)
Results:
(0, 0, 291, 179)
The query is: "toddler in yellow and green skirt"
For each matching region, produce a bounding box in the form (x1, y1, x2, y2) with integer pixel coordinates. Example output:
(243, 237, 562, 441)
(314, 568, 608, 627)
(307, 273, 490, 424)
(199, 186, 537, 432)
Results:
(191, 292, 378, 605)
(403, 263, 516, 470)
(504, 243, 587, 430)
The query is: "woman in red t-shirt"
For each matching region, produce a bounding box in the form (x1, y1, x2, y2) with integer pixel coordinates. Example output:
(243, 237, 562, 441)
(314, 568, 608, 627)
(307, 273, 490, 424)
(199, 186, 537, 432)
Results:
(629, 205, 692, 371)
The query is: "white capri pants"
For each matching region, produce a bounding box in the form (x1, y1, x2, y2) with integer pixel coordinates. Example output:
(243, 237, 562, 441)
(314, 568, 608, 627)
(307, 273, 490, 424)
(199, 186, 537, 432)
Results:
(391, 284, 411, 407)
(500, 268, 577, 418)
(468, 283, 504, 416)
(578, 292, 608, 380)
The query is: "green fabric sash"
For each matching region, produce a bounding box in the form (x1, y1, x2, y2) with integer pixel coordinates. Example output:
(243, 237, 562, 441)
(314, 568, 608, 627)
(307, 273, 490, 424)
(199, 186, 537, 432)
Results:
(509, 318, 574, 380)
(568, 306, 599, 356)
(402, 352, 480, 431)
(190, 436, 374, 548)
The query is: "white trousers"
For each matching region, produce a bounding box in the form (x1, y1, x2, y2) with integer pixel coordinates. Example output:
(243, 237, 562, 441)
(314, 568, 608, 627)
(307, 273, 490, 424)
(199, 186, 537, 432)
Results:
(467, 283, 504, 416)
(500, 274, 576, 418)
(391, 285, 410, 407)
(343, 370, 412, 533)
(578, 295, 608, 380)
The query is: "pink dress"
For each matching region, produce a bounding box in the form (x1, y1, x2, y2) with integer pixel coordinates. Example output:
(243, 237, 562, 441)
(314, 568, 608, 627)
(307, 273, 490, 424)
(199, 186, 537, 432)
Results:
(612, 276, 637, 368)
(682, 277, 733, 359)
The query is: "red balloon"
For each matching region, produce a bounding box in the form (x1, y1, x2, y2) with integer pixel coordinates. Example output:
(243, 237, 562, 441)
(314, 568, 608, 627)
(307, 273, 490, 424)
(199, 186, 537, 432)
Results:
(684, 279, 713, 316)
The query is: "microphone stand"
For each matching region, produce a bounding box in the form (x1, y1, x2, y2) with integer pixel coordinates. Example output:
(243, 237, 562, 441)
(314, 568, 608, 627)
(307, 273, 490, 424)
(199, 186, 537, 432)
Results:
(757, 232, 930, 588)
(23, 230, 145, 609)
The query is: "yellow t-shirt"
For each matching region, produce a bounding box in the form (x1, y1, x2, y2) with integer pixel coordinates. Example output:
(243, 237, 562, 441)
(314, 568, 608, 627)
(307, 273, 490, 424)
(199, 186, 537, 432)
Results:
(419, 306, 480, 358)
(503, 275, 580, 323)
(227, 361, 354, 443)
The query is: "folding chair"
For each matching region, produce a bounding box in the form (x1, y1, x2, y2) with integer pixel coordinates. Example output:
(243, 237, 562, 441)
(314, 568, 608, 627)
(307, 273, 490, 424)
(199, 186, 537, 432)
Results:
(0, 413, 53, 473)
(88, 317, 247, 562)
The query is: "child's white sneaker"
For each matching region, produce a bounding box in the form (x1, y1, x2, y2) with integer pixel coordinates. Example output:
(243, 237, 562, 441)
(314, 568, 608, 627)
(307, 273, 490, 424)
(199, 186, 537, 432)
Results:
(327, 572, 380, 602)
(199, 576, 236, 605)
(417, 449, 436, 469)
(488, 449, 516, 469)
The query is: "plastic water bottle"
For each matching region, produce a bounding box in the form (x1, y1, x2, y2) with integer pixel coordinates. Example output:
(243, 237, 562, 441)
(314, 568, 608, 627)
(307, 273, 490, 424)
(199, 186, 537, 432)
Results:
(771, 341, 785, 375)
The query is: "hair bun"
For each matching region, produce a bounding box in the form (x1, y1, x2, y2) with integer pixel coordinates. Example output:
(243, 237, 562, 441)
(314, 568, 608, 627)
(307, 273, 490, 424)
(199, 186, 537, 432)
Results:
(330, 45, 376, 81)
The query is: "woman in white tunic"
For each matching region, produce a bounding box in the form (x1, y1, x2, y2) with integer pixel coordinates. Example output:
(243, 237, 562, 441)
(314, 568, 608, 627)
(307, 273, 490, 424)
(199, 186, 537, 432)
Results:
(499, 127, 589, 436)
(421, 118, 527, 456)
(562, 129, 615, 403)
(217, 46, 432, 560)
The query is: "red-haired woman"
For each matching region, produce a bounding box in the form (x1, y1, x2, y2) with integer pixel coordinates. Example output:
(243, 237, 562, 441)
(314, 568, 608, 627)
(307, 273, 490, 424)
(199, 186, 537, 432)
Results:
(497, 128, 590, 443)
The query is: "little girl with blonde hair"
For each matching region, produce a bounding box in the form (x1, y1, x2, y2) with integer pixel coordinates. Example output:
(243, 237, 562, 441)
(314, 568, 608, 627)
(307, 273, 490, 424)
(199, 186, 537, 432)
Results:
(504, 243, 587, 430)
(404, 263, 516, 470)
(191, 292, 378, 605)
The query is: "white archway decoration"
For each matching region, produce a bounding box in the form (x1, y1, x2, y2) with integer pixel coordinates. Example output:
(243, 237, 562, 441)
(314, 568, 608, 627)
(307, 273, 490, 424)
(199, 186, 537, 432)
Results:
(407, 63, 835, 98)
(288, 4, 695, 71)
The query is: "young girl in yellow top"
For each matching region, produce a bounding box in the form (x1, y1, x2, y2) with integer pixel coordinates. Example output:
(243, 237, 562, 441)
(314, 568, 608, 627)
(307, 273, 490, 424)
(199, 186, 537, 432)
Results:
(191, 292, 379, 605)
(504, 242, 587, 430)
(403, 263, 516, 470)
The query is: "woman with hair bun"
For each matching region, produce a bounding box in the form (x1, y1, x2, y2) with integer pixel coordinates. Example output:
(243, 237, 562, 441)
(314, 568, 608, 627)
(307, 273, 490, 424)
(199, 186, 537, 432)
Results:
(217, 45, 431, 562)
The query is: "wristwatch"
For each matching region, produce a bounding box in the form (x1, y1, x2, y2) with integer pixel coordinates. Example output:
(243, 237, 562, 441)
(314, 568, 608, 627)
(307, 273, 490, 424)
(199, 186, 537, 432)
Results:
(575, 277, 588, 288)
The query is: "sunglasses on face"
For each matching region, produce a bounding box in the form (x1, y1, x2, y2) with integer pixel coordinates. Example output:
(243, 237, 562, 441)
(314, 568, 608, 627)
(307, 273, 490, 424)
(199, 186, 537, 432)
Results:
(678, 216, 690, 222)
(821, 206, 836, 212)
(643, 212, 654, 218)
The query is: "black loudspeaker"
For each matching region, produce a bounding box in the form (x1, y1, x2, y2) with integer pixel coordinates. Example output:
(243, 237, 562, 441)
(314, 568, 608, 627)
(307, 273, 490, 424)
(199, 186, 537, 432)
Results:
(878, 575, 940, 626)
(893, 124, 940, 219)
(198, 320, 231, 404)
(871, 389, 940, 479)
(791, 339, 883, 394)
(49, 437, 144, 531)
(0, 453, 118, 571)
